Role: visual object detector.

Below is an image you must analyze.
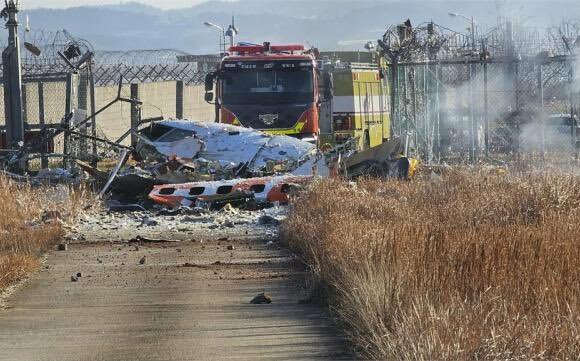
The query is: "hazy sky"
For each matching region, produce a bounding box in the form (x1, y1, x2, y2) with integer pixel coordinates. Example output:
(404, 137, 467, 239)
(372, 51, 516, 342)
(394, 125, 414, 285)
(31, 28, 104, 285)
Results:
(22, 1, 208, 10)
(19, 0, 575, 10)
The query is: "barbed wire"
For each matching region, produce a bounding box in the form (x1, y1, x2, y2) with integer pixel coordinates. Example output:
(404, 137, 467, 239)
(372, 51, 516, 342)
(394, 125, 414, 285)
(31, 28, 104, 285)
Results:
(91, 49, 216, 86)
(0, 28, 217, 85)
(379, 19, 580, 64)
(94, 49, 189, 66)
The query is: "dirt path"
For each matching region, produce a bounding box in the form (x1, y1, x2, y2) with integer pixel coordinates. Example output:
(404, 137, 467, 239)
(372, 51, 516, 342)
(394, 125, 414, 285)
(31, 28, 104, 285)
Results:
(0, 225, 353, 361)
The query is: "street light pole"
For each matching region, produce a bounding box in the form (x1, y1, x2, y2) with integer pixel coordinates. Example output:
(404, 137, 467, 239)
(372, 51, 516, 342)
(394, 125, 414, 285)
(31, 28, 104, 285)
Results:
(448, 12, 477, 53)
(205, 18, 239, 54)
(203, 21, 225, 54)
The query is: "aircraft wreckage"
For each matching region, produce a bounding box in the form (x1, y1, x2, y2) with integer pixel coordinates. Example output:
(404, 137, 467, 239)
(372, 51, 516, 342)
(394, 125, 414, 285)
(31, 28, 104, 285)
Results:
(77, 119, 416, 209)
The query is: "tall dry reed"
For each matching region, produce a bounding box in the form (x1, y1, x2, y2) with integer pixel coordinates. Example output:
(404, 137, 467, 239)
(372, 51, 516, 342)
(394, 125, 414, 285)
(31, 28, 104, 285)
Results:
(283, 168, 580, 360)
(0, 178, 87, 290)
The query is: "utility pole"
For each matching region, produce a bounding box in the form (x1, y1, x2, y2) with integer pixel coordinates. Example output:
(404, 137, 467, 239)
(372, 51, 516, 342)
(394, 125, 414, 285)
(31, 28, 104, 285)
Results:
(2, 0, 24, 150)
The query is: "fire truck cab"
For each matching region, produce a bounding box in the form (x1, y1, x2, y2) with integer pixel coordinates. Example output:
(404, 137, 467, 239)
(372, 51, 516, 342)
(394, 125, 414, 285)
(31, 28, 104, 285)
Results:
(205, 43, 332, 143)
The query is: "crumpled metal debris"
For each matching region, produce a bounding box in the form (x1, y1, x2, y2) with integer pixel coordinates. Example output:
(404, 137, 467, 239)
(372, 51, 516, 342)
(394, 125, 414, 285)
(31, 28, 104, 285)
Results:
(136, 120, 329, 178)
(342, 137, 417, 180)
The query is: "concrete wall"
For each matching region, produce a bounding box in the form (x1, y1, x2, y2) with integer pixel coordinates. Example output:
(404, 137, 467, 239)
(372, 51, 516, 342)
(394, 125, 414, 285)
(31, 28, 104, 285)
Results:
(184, 84, 215, 122)
(93, 82, 214, 144)
(140, 81, 177, 120)
(93, 84, 132, 144)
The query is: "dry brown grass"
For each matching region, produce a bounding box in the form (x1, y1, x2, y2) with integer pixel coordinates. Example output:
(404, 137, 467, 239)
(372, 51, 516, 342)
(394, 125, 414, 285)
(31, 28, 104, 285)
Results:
(282, 167, 580, 360)
(0, 178, 88, 291)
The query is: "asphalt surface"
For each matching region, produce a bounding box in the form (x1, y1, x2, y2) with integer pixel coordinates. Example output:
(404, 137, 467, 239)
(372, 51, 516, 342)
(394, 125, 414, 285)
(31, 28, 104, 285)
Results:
(0, 232, 353, 361)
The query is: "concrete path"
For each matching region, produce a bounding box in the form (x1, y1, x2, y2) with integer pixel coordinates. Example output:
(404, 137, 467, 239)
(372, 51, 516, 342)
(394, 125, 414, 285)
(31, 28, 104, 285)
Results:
(0, 237, 353, 361)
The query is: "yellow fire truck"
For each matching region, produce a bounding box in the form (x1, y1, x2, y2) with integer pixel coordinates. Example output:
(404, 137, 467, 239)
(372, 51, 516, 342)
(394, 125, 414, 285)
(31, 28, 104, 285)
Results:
(319, 60, 391, 151)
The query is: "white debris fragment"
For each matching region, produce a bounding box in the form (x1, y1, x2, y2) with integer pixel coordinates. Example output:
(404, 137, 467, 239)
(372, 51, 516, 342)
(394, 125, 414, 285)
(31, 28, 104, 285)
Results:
(143, 120, 327, 176)
(149, 136, 203, 159)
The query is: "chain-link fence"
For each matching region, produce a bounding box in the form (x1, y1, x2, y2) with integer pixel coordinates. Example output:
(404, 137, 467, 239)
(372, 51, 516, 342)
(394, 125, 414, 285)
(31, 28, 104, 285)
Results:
(389, 56, 580, 163)
(0, 26, 218, 168)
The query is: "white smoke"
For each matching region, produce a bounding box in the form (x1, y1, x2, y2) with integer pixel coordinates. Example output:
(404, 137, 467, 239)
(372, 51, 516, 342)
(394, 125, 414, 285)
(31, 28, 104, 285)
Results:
(519, 53, 580, 154)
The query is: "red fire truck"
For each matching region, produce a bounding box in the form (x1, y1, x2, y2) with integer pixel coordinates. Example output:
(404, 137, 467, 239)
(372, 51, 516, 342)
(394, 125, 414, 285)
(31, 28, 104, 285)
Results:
(204, 43, 331, 143)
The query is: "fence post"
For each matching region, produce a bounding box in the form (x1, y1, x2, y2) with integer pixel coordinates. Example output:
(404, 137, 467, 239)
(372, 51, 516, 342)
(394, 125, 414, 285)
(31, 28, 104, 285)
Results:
(404, 65, 410, 137)
(574, 102, 579, 161)
(410, 67, 418, 155)
(63, 73, 74, 168)
(38, 81, 48, 168)
(88, 61, 98, 167)
(483, 61, 489, 158)
(20, 83, 28, 170)
(176, 80, 184, 119)
(423, 65, 431, 163)
(389, 61, 398, 137)
(574, 101, 579, 161)
(570, 64, 579, 161)
(513, 63, 520, 156)
(130, 83, 140, 148)
(78, 71, 89, 156)
(537, 63, 545, 159)
(21, 83, 27, 127)
(469, 64, 476, 163)
(435, 63, 442, 162)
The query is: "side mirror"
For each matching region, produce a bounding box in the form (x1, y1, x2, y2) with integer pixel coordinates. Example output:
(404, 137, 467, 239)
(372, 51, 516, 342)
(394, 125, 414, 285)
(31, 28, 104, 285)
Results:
(323, 72, 334, 101)
(205, 73, 215, 92)
(205, 92, 214, 103)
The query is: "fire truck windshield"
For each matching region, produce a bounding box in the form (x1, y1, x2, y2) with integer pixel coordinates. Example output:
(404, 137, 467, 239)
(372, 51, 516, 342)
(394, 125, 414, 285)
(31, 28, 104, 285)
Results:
(221, 61, 314, 105)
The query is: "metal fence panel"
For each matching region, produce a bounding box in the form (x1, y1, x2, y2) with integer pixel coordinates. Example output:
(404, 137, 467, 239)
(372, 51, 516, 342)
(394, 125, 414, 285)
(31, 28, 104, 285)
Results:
(389, 57, 579, 163)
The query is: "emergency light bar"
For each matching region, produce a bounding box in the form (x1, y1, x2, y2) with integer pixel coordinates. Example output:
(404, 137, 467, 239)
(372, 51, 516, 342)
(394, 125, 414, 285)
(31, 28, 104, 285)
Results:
(229, 45, 264, 53)
(270, 45, 305, 52)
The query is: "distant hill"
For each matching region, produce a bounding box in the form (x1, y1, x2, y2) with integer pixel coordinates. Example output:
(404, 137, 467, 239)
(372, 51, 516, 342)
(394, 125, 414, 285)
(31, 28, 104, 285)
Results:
(2, 0, 578, 53)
